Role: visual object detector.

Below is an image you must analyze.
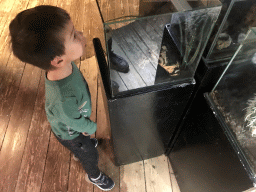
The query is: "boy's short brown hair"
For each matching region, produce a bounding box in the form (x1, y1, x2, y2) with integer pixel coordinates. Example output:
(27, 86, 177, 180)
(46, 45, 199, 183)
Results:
(9, 5, 70, 71)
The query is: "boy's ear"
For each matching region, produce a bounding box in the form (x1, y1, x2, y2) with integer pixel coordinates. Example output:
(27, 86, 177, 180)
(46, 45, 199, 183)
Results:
(51, 56, 64, 68)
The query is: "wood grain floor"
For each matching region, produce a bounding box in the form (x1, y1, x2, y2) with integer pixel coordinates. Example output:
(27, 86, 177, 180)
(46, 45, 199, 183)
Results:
(0, 0, 180, 191)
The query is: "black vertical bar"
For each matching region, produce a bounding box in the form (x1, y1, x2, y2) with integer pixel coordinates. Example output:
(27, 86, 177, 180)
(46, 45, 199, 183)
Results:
(93, 38, 112, 99)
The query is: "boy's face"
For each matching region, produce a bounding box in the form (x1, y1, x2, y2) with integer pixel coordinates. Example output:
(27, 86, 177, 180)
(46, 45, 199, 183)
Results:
(60, 19, 86, 64)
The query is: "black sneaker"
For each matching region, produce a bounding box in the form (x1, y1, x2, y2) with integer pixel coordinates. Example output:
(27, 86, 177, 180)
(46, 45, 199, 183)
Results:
(73, 138, 98, 161)
(88, 172, 115, 191)
(108, 38, 129, 73)
(109, 52, 130, 73)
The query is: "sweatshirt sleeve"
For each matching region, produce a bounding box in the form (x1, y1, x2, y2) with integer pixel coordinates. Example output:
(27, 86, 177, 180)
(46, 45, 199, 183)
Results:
(53, 97, 97, 135)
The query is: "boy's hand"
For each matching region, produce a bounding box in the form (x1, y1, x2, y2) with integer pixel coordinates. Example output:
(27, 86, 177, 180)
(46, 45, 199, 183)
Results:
(82, 132, 90, 136)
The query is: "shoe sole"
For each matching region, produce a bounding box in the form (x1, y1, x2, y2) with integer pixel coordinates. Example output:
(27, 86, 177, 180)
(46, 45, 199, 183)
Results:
(73, 155, 79, 161)
(85, 174, 115, 191)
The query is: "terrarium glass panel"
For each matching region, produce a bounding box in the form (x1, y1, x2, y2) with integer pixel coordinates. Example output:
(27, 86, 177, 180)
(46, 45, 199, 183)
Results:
(209, 27, 256, 180)
(96, 0, 222, 96)
(204, 0, 256, 63)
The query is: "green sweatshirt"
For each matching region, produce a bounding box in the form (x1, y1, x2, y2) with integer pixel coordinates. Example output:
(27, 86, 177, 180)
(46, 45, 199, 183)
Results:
(45, 61, 97, 140)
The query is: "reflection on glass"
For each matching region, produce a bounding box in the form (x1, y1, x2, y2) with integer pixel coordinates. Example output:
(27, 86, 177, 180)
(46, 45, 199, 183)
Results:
(209, 28, 256, 179)
(155, 7, 221, 85)
(96, 0, 222, 96)
(205, 0, 256, 63)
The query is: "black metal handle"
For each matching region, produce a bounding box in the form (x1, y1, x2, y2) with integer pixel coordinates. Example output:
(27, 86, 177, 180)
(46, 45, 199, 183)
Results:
(93, 38, 112, 99)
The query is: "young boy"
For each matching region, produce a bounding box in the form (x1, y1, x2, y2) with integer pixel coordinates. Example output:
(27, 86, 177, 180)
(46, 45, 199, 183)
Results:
(9, 5, 114, 191)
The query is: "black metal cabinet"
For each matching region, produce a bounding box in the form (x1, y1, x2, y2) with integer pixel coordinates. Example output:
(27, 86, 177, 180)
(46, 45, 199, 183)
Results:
(168, 94, 253, 192)
(94, 0, 222, 165)
(93, 38, 195, 165)
(108, 81, 195, 165)
(167, 28, 256, 191)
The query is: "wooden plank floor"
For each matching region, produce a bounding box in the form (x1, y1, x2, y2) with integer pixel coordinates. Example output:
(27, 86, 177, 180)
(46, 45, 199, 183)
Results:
(0, 0, 180, 191)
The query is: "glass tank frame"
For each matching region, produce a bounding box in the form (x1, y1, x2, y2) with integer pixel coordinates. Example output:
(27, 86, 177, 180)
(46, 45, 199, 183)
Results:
(95, 0, 222, 97)
(208, 27, 256, 183)
(204, 0, 256, 64)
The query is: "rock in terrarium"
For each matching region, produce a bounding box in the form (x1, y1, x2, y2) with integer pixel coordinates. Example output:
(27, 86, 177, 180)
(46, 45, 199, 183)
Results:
(216, 33, 232, 50)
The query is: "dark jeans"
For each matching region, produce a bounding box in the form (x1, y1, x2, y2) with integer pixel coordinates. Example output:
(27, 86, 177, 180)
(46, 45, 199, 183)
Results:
(53, 133, 101, 178)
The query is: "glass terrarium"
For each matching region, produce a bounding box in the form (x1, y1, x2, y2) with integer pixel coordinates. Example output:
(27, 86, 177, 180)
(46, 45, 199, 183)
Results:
(96, 0, 222, 97)
(207, 27, 256, 183)
(204, 0, 256, 64)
